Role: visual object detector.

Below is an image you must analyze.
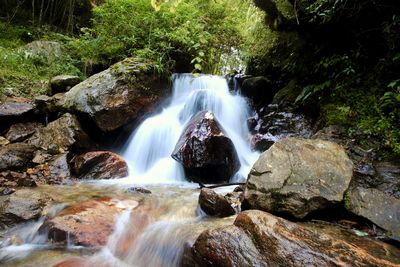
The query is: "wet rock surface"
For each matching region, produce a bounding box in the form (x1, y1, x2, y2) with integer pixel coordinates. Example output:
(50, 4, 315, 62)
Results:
(172, 111, 240, 183)
(0, 143, 36, 171)
(190, 210, 400, 267)
(73, 151, 128, 179)
(250, 104, 314, 152)
(199, 188, 236, 217)
(60, 58, 168, 132)
(0, 189, 52, 228)
(244, 138, 353, 219)
(27, 113, 90, 153)
(5, 122, 43, 143)
(41, 197, 138, 247)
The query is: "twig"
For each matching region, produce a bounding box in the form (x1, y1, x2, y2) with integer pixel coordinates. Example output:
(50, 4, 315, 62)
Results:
(198, 182, 245, 189)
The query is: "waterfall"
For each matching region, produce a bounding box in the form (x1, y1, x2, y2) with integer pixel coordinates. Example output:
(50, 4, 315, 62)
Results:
(123, 73, 259, 183)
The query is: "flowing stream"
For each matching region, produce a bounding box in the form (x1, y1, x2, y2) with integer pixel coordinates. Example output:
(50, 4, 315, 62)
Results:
(0, 74, 258, 266)
(123, 73, 259, 183)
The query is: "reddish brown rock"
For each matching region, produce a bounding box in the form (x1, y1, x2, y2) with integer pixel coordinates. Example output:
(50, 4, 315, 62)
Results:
(199, 188, 236, 217)
(190, 210, 400, 267)
(172, 111, 240, 183)
(73, 151, 128, 179)
(5, 122, 43, 143)
(41, 198, 138, 247)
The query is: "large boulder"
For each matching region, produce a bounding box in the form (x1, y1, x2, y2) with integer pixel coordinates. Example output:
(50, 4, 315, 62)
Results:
(27, 113, 90, 153)
(243, 138, 353, 219)
(5, 122, 43, 143)
(189, 210, 400, 267)
(72, 151, 128, 179)
(0, 189, 52, 228)
(25, 41, 62, 62)
(0, 143, 36, 171)
(60, 58, 168, 132)
(171, 111, 240, 183)
(198, 188, 236, 217)
(41, 198, 138, 247)
(240, 76, 276, 106)
(50, 75, 81, 94)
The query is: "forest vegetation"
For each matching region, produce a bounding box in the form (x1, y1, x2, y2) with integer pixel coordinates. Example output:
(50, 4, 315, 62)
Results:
(1, 0, 399, 156)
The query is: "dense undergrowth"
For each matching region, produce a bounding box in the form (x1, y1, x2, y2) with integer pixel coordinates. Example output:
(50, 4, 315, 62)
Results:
(0, 0, 399, 156)
(248, 0, 400, 156)
(0, 0, 259, 98)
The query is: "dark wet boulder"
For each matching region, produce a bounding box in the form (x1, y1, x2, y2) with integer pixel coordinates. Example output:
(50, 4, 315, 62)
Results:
(0, 189, 52, 228)
(50, 75, 81, 94)
(243, 138, 353, 219)
(5, 122, 43, 143)
(240, 76, 276, 106)
(199, 188, 236, 217)
(171, 111, 240, 183)
(60, 58, 168, 132)
(189, 210, 400, 267)
(41, 198, 138, 247)
(27, 113, 90, 154)
(73, 151, 128, 179)
(251, 105, 314, 152)
(0, 143, 36, 171)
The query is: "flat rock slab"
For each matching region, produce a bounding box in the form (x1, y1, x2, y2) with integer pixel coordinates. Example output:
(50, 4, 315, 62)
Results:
(190, 210, 400, 267)
(42, 198, 138, 247)
(5, 122, 43, 143)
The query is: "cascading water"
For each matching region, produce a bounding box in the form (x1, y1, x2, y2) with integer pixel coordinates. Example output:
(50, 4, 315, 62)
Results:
(0, 74, 259, 267)
(123, 73, 259, 183)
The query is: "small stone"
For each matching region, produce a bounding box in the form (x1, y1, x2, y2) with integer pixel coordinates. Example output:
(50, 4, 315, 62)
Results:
(0, 137, 10, 146)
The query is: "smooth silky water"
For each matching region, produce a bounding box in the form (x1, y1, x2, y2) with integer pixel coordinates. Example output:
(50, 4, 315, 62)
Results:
(0, 74, 258, 267)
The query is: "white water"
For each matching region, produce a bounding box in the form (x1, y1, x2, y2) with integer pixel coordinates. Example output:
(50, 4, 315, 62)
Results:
(123, 73, 259, 184)
(0, 74, 260, 267)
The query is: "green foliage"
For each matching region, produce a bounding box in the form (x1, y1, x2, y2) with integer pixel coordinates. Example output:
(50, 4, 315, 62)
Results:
(70, 0, 252, 75)
(0, 21, 82, 97)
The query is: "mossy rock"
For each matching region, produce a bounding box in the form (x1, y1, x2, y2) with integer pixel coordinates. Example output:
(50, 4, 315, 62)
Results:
(272, 79, 301, 104)
(61, 57, 169, 132)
